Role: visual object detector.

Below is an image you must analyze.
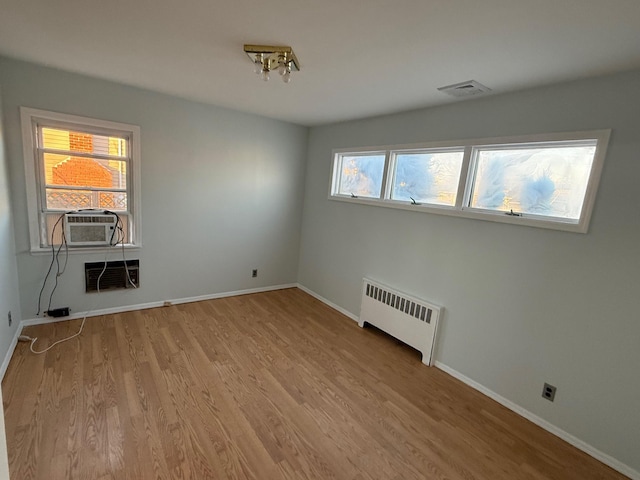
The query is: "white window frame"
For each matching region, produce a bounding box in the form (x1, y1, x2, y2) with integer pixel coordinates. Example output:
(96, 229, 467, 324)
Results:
(21, 107, 142, 253)
(328, 130, 610, 233)
(330, 149, 389, 199)
(386, 146, 466, 209)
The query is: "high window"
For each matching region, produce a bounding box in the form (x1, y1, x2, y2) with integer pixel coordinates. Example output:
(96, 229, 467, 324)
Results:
(332, 152, 386, 199)
(330, 131, 610, 233)
(21, 108, 141, 250)
(390, 149, 465, 206)
(467, 141, 597, 221)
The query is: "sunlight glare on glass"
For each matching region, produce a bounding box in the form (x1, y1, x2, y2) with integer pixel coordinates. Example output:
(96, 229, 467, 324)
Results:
(470, 144, 596, 219)
(338, 154, 386, 198)
(391, 151, 464, 206)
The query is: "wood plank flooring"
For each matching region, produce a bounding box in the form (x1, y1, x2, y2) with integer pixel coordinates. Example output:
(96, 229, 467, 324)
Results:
(2, 288, 626, 479)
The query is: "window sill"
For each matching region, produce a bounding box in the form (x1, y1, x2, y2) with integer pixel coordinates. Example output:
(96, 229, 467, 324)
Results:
(328, 195, 586, 233)
(29, 244, 141, 256)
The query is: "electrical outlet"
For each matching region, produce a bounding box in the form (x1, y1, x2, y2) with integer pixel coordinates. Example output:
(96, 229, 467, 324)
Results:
(7, 311, 11, 327)
(251, 269, 258, 278)
(542, 383, 557, 402)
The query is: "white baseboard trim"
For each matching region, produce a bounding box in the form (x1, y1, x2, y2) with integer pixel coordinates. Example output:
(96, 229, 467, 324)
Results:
(434, 361, 639, 480)
(296, 283, 359, 322)
(19, 283, 298, 329)
(19, 300, 164, 327)
(166, 283, 297, 306)
(0, 327, 23, 382)
(3, 283, 298, 380)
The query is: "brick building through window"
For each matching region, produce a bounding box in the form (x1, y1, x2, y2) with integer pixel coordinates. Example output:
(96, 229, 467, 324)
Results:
(20, 107, 139, 249)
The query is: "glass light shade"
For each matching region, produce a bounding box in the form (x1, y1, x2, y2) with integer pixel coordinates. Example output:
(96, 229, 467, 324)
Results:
(253, 55, 263, 74)
(282, 70, 291, 83)
(261, 69, 270, 82)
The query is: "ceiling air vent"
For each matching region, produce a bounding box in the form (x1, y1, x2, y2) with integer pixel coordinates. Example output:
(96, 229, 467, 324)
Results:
(438, 80, 491, 98)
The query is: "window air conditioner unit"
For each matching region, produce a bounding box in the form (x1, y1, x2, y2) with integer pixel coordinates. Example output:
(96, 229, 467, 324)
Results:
(64, 212, 117, 246)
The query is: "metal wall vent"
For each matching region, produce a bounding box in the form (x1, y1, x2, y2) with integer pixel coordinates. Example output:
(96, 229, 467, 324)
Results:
(438, 80, 491, 98)
(85, 260, 139, 292)
(365, 282, 433, 324)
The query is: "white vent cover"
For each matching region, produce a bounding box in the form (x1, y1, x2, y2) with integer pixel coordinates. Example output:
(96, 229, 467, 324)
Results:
(438, 80, 491, 98)
(359, 278, 442, 365)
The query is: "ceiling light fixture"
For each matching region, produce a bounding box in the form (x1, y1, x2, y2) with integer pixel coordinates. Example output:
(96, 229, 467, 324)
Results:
(244, 44, 300, 84)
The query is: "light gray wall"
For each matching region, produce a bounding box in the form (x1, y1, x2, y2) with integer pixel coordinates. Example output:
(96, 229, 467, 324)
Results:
(0, 56, 308, 319)
(0, 85, 22, 374)
(2, 54, 639, 475)
(1, 85, 21, 480)
(299, 71, 640, 472)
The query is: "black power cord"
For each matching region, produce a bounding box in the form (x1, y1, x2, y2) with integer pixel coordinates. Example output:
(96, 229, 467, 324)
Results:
(31, 209, 137, 354)
(36, 211, 72, 316)
(36, 209, 137, 316)
(104, 210, 137, 289)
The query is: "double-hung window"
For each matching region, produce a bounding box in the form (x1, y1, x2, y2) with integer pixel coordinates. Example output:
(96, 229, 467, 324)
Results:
(330, 130, 610, 233)
(21, 108, 141, 250)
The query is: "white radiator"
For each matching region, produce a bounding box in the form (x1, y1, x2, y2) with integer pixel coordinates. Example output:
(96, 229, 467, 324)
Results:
(358, 278, 442, 366)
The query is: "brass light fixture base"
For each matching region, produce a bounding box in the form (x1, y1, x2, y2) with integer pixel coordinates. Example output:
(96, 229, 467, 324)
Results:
(243, 44, 300, 72)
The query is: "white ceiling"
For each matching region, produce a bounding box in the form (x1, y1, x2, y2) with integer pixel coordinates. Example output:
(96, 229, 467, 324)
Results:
(1, 0, 640, 126)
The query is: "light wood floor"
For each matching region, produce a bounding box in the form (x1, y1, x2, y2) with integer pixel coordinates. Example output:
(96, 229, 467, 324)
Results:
(2, 288, 625, 480)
